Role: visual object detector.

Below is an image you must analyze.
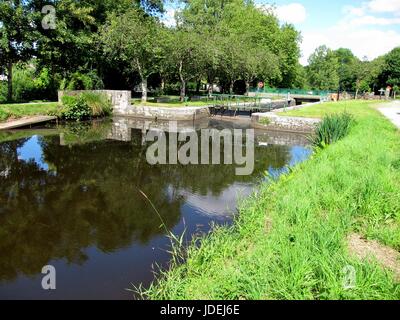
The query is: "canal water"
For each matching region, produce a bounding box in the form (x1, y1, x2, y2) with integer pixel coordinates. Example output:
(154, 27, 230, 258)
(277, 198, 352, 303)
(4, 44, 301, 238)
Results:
(0, 118, 311, 299)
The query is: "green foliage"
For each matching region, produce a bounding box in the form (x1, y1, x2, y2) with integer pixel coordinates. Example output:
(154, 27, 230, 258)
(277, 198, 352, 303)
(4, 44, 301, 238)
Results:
(61, 71, 104, 91)
(61, 95, 92, 121)
(0, 82, 7, 103)
(0, 0, 37, 100)
(334, 48, 358, 91)
(311, 112, 354, 148)
(11, 64, 37, 101)
(100, 8, 164, 101)
(60, 93, 112, 121)
(382, 47, 400, 87)
(80, 92, 112, 117)
(307, 45, 340, 90)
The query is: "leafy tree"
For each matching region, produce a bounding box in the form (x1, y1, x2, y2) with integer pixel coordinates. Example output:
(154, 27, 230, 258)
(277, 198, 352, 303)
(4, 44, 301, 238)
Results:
(334, 48, 358, 92)
(307, 45, 339, 91)
(100, 9, 164, 102)
(0, 1, 36, 101)
(381, 47, 400, 87)
(167, 30, 204, 101)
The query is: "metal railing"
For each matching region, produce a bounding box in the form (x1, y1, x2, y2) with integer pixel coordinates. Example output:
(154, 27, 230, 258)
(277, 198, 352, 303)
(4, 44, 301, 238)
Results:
(250, 87, 334, 97)
(209, 94, 289, 116)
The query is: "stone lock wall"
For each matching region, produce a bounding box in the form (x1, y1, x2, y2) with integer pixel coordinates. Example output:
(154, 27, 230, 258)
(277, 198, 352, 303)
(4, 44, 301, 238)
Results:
(252, 112, 321, 133)
(58, 90, 131, 112)
(118, 105, 211, 121)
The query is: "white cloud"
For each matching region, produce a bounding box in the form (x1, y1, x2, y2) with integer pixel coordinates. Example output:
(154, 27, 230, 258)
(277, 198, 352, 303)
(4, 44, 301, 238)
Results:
(346, 15, 400, 26)
(301, 27, 400, 65)
(367, 0, 400, 14)
(258, 2, 307, 25)
(300, 0, 400, 65)
(343, 5, 365, 17)
(274, 3, 307, 24)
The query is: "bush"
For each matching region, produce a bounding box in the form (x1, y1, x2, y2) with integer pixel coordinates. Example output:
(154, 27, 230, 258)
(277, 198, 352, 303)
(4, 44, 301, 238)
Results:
(60, 95, 92, 121)
(311, 112, 354, 148)
(0, 82, 7, 103)
(60, 92, 112, 121)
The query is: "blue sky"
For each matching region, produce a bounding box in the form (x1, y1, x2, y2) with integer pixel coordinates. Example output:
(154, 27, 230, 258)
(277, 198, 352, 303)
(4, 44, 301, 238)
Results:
(164, 0, 400, 65)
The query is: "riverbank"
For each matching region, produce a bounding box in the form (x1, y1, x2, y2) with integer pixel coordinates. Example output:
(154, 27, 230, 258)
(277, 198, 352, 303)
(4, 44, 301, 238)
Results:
(0, 102, 58, 122)
(145, 100, 400, 300)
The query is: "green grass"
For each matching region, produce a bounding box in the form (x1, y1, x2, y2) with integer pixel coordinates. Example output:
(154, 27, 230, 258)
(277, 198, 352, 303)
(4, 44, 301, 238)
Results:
(281, 100, 385, 119)
(0, 102, 59, 122)
(144, 100, 400, 300)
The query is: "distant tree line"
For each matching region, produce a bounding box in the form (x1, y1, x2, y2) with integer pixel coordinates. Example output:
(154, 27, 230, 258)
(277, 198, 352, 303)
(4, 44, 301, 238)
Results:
(0, 0, 399, 103)
(305, 45, 400, 96)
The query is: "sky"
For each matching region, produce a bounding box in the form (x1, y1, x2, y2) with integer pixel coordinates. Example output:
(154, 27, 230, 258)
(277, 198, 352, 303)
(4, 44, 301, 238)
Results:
(164, 0, 400, 65)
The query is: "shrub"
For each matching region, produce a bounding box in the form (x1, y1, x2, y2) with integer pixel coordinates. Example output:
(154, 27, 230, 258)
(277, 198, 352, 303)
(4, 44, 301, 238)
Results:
(311, 112, 354, 148)
(60, 95, 91, 121)
(60, 92, 112, 121)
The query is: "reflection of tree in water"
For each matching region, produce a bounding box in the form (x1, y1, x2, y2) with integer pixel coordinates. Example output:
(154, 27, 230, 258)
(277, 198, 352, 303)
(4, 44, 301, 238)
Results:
(0, 128, 292, 281)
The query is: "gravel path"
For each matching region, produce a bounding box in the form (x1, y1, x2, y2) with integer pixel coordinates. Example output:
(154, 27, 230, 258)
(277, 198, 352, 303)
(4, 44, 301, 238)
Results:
(378, 101, 400, 129)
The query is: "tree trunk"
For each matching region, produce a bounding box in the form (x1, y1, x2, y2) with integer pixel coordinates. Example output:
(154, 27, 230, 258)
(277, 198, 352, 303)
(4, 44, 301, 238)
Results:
(178, 61, 186, 102)
(160, 77, 165, 94)
(7, 62, 13, 102)
(196, 80, 201, 94)
(245, 81, 250, 95)
(180, 80, 186, 102)
(207, 83, 213, 97)
(229, 81, 234, 94)
(141, 77, 148, 103)
(355, 80, 359, 100)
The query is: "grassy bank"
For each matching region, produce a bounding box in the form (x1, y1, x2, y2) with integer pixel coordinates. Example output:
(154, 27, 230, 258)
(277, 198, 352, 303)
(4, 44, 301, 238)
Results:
(0, 102, 58, 122)
(145, 100, 400, 300)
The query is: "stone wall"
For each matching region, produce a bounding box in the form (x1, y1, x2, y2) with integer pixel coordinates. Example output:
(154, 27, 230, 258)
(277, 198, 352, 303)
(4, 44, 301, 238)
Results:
(252, 112, 320, 133)
(256, 130, 310, 146)
(58, 90, 131, 111)
(117, 105, 211, 121)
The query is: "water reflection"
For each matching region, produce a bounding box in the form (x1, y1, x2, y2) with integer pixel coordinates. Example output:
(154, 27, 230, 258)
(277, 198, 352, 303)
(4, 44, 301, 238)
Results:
(0, 118, 311, 299)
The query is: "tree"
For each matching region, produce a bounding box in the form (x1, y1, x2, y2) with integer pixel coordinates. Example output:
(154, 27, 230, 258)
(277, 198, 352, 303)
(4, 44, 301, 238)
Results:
(334, 48, 358, 92)
(0, 1, 36, 101)
(100, 9, 164, 102)
(165, 29, 203, 101)
(307, 45, 339, 91)
(381, 47, 400, 88)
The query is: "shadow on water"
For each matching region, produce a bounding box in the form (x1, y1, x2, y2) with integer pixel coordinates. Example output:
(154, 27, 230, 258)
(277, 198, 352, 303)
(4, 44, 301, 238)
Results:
(0, 118, 311, 299)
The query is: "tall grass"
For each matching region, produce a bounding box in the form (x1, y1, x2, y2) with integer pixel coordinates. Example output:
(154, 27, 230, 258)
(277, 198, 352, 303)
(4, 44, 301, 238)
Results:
(80, 92, 112, 117)
(143, 101, 400, 300)
(311, 112, 354, 148)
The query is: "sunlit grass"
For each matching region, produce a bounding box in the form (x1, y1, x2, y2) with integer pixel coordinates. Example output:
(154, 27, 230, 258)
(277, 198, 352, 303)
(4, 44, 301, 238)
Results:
(143, 100, 400, 300)
(0, 102, 59, 121)
(282, 100, 385, 119)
